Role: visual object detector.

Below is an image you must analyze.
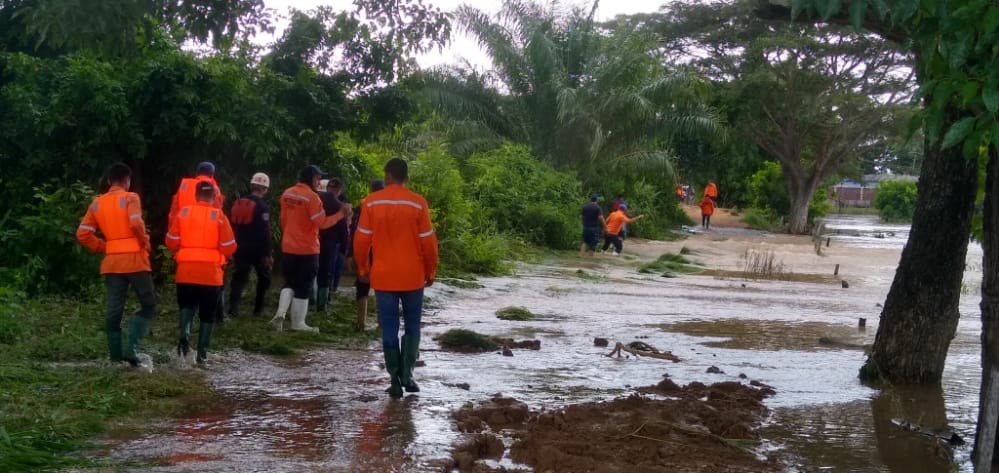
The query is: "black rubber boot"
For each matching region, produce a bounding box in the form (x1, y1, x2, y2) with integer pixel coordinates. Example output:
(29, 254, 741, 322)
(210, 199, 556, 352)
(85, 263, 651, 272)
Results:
(384, 346, 403, 398)
(401, 335, 420, 393)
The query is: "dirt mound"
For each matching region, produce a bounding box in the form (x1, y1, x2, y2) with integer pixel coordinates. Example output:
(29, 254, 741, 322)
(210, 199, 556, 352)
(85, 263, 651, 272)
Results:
(493, 338, 541, 350)
(453, 381, 779, 473)
(436, 329, 541, 353)
(454, 396, 531, 433)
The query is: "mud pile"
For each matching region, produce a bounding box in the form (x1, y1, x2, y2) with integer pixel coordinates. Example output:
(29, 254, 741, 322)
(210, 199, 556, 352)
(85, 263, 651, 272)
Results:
(451, 380, 779, 472)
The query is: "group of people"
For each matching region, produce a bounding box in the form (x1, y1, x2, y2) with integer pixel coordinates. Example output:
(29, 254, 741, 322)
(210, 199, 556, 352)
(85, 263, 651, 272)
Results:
(580, 180, 720, 256)
(580, 193, 646, 257)
(77, 158, 438, 398)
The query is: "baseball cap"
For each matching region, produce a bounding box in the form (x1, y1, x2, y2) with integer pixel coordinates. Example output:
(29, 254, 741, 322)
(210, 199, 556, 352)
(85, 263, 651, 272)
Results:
(619, 204, 629, 210)
(196, 161, 215, 176)
(589, 193, 599, 201)
(196, 181, 215, 193)
(250, 172, 270, 188)
(299, 164, 328, 183)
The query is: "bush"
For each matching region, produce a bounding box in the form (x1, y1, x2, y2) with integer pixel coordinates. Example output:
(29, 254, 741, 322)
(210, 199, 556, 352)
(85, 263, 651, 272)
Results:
(496, 306, 535, 321)
(435, 329, 499, 352)
(466, 144, 581, 249)
(873, 180, 917, 222)
(0, 182, 100, 296)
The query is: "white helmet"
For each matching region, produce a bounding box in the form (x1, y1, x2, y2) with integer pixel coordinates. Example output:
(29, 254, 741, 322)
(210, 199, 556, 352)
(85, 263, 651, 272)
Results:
(250, 172, 270, 188)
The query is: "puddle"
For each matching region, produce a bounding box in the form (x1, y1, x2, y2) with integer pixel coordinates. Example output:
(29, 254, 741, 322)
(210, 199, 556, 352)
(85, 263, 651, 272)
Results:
(659, 319, 873, 351)
(101, 215, 986, 472)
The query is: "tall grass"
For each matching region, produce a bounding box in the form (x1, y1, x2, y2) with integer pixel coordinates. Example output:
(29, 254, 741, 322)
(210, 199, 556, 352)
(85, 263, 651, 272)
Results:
(741, 249, 787, 280)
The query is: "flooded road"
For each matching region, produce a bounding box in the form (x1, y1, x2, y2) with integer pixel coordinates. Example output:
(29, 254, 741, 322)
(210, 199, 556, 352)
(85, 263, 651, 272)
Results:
(104, 215, 987, 472)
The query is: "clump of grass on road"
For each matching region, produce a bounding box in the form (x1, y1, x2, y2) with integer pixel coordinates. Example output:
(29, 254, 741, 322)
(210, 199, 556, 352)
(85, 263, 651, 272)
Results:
(496, 306, 535, 321)
(639, 253, 703, 278)
(435, 329, 500, 352)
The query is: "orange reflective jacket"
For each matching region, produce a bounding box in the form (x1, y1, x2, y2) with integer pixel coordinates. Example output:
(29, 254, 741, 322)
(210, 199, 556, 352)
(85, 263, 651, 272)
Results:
(76, 186, 151, 274)
(353, 184, 438, 292)
(166, 203, 236, 286)
(94, 193, 141, 254)
(280, 183, 344, 255)
(700, 197, 715, 216)
(169, 175, 223, 225)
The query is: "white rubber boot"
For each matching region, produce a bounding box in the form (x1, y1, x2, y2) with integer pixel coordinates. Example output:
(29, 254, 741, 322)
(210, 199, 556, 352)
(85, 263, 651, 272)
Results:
(290, 298, 319, 333)
(269, 288, 294, 332)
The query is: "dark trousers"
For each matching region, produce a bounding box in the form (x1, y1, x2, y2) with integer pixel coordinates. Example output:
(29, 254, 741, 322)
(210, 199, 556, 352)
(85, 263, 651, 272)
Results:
(702, 215, 711, 229)
(318, 241, 342, 289)
(601, 234, 623, 253)
(105, 272, 156, 332)
(177, 284, 221, 322)
(228, 253, 272, 315)
(283, 253, 318, 299)
(376, 289, 423, 350)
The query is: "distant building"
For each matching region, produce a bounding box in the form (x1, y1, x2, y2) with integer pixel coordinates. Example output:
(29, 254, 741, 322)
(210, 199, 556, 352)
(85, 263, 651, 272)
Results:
(831, 174, 917, 207)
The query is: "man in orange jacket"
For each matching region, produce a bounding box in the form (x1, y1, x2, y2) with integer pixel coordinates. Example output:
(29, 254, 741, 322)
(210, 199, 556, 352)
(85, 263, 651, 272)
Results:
(166, 182, 237, 364)
(270, 165, 352, 332)
(601, 204, 645, 256)
(76, 163, 156, 367)
(354, 158, 439, 398)
(169, 162, 223, 227)
(704, 180, 718, 202)
(700, 195, 716, 230)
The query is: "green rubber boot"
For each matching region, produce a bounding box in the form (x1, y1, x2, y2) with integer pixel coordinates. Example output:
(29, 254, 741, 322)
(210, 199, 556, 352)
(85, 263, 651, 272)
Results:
(316, 286, 329, 312)
(383, 346, 403, 398)
(124, 317, 151, 367)
(401, 335, 420, 393)
(107, 331, 124, 362)
(196, 322, 214, 365)
(177, 308, 195, 359)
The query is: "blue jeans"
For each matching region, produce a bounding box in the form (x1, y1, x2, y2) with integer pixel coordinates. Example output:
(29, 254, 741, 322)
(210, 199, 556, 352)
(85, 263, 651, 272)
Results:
(376, 289, 424, 349)
(331, 251, 345, 291)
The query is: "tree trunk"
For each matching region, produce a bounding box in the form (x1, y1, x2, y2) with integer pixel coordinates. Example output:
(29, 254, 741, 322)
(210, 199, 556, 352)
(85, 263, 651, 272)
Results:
(787, 186, 814, 235)
(974, 150, 999, 470)
(863, 107, 979, 384)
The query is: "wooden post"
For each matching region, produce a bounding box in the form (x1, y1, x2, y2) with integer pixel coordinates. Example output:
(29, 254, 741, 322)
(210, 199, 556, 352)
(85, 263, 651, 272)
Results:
(834, 264, 840, 276)
(827, 237, 831, 247)
(858, 318, 866, 328)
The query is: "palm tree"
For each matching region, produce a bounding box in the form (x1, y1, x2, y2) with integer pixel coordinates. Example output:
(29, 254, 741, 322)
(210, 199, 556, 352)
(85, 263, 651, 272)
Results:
(424, 0, 720, 185)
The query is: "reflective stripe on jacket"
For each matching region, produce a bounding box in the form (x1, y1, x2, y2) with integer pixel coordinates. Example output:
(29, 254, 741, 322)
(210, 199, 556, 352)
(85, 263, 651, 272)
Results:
(76, 186, 151, 274)
(352, 184, 438, 292)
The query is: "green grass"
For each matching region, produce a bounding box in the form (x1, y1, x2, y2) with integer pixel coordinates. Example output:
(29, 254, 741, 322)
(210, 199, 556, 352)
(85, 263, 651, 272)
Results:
(742, 208, 784, 232)
(434, 329, 499, 352)
(638, 253, 704, 278)
(496, 306, 535, 321)
(0, 284, 370, 471)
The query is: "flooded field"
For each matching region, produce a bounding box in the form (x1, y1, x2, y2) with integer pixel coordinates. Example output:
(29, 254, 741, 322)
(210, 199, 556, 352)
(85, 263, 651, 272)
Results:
(101, 215, 987, 472)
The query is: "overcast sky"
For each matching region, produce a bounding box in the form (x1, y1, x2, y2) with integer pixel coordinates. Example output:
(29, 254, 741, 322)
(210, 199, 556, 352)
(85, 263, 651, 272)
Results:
(260, 0, 668, 69)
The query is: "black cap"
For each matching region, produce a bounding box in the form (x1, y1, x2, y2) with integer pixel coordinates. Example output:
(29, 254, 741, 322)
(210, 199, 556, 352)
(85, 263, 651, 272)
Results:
(299, 164, 328, 183)
(196, 181, 215, 193)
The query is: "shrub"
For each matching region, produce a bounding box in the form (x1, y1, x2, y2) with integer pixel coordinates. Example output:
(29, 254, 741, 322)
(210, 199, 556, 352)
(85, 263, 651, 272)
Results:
(466, 144, 581, 249)
(0, 182, 101, 296)
(873, 180, 917, 223)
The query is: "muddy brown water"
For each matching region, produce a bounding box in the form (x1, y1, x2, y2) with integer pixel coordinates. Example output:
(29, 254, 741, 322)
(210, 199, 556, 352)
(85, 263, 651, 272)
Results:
(100, 215, 986, 472)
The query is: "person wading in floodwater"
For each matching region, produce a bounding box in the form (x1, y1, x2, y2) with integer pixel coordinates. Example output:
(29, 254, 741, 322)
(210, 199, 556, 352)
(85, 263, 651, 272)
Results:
(601, 204, 645, 256)
(580, 193, 606, 256)
(353, 158, 439, 398)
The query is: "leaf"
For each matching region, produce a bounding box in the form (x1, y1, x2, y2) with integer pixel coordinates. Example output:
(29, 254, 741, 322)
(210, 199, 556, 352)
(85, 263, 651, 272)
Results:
(984, 7, 999, 34)
(821, 0, 843, 20)
(984, 81, 999, 114)
(940, 32, 974, 70)
(849, 0, 867, 28)
(891, 0, 919, 25)
(869, 0, 889, 20)
(941, 116, 977, 150)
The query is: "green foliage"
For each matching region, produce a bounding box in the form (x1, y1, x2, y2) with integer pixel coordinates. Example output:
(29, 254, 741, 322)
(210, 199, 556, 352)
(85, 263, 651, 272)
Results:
(746, 162, 831, 230)
(435, 329, 499, 352)
(466, 144, 581, 249)
(0, 182, 100, 296)
(873, 180, 918, 222)
(496, 306, 535, 321)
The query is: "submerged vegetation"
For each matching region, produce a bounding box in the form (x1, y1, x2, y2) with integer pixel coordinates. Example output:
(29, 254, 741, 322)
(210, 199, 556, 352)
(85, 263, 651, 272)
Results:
(639, 253, 704, 278)
(496, 306, 536, 321)
(435, 329, 500, 353)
